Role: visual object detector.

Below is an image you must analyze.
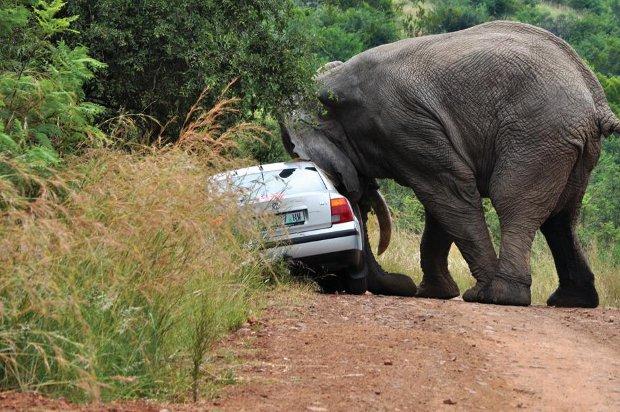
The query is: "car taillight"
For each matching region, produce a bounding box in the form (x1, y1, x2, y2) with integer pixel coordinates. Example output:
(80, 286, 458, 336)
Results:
(330, 196, 354, 224)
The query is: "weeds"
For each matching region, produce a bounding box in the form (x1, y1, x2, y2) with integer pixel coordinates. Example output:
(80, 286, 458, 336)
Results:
(0, 148, 283, 402)
(0, 85, 285, 402)
(175, 84, 269, 161)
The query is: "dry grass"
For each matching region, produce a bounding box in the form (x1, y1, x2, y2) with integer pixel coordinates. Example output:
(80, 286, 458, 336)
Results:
(175, 85, 268, 157)
(0, 93, 286, 402)
(368, 220, 620, 308)
(0, 148, 286, 402)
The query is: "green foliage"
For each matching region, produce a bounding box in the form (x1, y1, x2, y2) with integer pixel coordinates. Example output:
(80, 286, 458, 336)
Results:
(298, 0, 401, 62)
(380, 179, 426, 232)
(405, 0, 530, 35)
(581, 136, 620, 262)
(236, 0, 402, 161)
(598, 73, 620, 115)
(566, 0, 606, 13)
(514, 2, 620, 75)
(0, 0, 105, 170)
(63, 0, 315, 140)
(237, 118, 290, 164)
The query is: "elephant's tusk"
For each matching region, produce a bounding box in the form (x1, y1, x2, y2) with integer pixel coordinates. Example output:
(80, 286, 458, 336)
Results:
(369, 189, 392, 256)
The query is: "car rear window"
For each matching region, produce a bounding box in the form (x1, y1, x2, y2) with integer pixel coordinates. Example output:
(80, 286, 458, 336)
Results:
(232, 168, 326, 198)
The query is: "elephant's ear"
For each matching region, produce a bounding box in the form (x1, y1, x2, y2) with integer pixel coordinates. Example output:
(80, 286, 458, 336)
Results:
(281, 117, 361, 202)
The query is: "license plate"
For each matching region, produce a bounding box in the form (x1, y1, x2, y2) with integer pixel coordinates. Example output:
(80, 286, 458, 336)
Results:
(283, 211, 305, 226)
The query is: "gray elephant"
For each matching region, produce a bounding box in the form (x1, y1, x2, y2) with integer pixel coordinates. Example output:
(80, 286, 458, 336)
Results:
(281, 21, 620, 307)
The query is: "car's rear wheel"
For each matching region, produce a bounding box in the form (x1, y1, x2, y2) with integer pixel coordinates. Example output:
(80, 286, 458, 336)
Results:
(316, 274, 344, 293)
(344, 274, 367, 295)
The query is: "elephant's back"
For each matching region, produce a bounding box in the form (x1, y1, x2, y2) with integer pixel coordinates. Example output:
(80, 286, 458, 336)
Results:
(353, 21, 607, 123)
(337, 21, 607, 147)
(366, 21, 596, 86)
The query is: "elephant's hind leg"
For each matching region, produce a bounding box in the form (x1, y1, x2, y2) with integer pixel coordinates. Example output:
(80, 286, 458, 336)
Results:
(475, 142, 578, 306)
(397, 126, 497, 302)
(404, 176, 498, 303)
(417, 210, 460, 299)
(541, 211, 598, 308)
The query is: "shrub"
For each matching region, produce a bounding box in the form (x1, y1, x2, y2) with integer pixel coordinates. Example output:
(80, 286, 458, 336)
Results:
(0, 0, 105, 165)
(63, 0, 315, 139)
(300, 0, 401, 62)
(412, 0, 490, 34)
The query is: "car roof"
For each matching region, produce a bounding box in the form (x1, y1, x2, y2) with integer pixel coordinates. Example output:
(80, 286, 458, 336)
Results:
(211, 160, 318, 180)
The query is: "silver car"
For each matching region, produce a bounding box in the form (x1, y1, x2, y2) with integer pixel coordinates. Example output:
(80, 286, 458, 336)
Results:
(210, 161, 366, 293)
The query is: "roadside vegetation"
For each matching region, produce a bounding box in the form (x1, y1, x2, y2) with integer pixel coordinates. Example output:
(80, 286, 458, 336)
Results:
(1, 147, 287, 402)
(0, 0, 618, 404)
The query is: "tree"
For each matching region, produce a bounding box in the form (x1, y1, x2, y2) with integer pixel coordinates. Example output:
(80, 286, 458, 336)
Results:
(63, 0, 315, 140)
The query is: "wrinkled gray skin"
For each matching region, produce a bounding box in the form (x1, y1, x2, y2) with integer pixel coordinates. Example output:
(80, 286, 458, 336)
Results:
(282, 21, 620, 306)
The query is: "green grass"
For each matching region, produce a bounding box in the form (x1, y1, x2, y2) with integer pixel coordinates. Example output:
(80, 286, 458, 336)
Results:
(0, 148, 286, 402)
(370, 222, 620, 307)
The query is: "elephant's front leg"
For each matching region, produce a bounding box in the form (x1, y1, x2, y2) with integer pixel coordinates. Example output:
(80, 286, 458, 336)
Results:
(358, 199, 417, 297)
(417, 210, 460, 299)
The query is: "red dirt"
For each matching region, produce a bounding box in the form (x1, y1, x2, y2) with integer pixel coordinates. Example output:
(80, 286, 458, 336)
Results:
(215, 293, 620, 411)
(0, 391, 160, 411)
(2, 293, 619, 411)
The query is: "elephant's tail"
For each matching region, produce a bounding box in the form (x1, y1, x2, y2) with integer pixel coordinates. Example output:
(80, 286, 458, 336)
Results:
(598, 108, 620, 137)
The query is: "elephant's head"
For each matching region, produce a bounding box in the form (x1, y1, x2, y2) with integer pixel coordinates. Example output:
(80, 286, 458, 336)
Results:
(279, 62, 417, 297)
(279, 90, 392, 256)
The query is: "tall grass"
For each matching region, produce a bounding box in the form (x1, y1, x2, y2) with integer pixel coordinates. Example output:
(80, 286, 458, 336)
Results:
(369, 221, 620, 308)
(0, 95, 284, 402)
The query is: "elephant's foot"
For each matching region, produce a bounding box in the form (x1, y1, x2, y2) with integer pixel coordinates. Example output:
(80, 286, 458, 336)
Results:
(462, 282, 485, 303)
(547, 285, 598, 308)
(368, 272, 417, 297)
(416, 276, 460, 300)
(463, 277, 531, 306)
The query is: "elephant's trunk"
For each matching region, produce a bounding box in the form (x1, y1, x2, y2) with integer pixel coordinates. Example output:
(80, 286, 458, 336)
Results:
(369, 189, 392, 256)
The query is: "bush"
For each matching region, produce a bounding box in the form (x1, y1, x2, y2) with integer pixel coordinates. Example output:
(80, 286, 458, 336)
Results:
(412, 0, 490, 34)
(566, 0, 605, 13)
(581, 135, 620, 262)
(63, 0, 315, 139)
(0, 0, 105, 166)
(597, 73, 620, 115)
(300, 0, 401, 62)
(0, 94, 287, 402)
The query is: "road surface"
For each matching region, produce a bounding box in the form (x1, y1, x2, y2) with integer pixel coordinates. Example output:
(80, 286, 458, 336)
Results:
(1, 292, 618, 411)
(216, 293, 620, 411)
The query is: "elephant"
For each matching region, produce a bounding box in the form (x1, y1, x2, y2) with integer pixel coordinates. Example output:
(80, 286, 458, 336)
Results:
(280, 21, 620, 307)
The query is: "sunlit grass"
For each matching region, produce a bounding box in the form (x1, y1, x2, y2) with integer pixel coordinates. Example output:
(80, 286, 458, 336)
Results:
(368, 220, 619, 307)
(0, 93, 286, 403)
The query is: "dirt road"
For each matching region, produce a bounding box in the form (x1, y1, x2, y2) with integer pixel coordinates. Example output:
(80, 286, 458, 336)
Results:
(216, 293, 620, 411)
(1, 292, 618, 411)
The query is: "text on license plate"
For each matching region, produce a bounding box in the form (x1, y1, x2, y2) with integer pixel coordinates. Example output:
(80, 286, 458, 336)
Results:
(284, 211, 305, 225)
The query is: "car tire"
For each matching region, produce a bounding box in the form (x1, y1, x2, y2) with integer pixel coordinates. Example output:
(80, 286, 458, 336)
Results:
(316, 274, 345, 294)
(344, 274, 367, 295)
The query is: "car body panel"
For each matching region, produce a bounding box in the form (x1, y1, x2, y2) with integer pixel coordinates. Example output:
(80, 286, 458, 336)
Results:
(209, 161, 363, 273)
